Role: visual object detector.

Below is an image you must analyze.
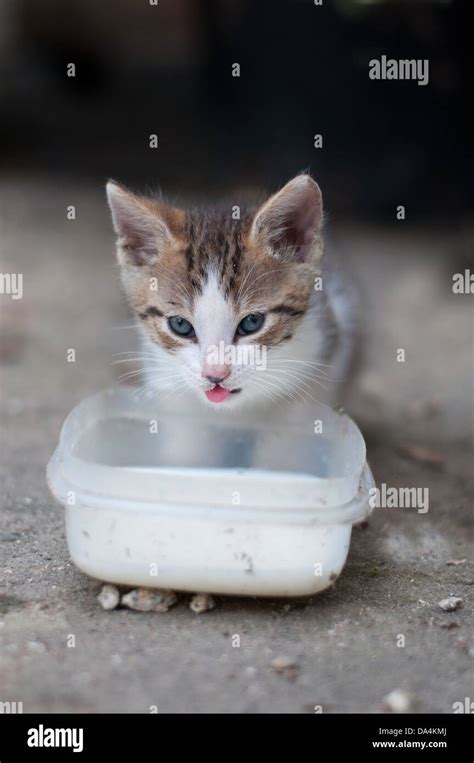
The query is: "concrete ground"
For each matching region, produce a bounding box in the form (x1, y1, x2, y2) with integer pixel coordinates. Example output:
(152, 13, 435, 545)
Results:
(0, 177, 472, 713)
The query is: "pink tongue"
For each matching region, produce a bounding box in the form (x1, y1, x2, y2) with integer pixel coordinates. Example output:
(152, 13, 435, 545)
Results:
(205, 385, 231, 403)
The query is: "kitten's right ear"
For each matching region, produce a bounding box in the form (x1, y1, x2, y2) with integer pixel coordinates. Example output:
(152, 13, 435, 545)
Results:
(250, 174, 323, 263)
(106, 181, 181, 267)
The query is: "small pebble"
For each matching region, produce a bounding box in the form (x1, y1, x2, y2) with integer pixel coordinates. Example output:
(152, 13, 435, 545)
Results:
(97, 584, 120, 611)
(446, 559, 473, 566)
(383, 688, 413, 713)
(438, 596, 463, 612)
(271, 655, 298, 675)
(190, 593, 215, 614)
(121, 588, 177, 613)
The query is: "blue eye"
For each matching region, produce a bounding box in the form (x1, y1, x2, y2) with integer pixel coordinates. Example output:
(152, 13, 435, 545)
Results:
(237, 313, 265, 336)
(168, 315, 195, 337)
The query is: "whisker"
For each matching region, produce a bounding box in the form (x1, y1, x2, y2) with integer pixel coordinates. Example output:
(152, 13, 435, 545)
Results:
(111, 351, 163, 358)
(252, 371, 303, 404)
(111, 357, 165, 366)
(249, 377, 287, 409)
(117, 368, 149, 382)
(262, 369, 324, 404)
(274, 358, 334, 369)
(266, 363, 331, 383)
(265, 367, 330, 390)
(262, 371, 311, 405)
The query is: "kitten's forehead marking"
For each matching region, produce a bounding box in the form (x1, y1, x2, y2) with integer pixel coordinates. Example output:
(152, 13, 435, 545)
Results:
(183, 209, 249, 296)
(193, 270, 236, 353)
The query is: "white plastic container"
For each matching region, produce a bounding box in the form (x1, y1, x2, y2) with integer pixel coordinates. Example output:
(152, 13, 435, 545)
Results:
(47, 387, 374, 597)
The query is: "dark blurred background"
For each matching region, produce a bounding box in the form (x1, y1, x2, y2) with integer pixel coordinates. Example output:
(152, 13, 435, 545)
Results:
(0, 0, 471, 218)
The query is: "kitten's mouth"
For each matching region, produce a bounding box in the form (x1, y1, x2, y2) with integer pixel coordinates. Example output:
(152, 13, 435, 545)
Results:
(205, 384, 241, 403)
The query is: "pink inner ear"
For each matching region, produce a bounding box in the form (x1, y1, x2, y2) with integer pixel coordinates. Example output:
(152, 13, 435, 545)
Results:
(283, 195, 319, 248)
(119, 219, 160, 266)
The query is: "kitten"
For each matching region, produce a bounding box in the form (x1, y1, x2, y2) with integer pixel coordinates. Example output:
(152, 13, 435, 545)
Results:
(106, 174, 358, 606)
(106, 174, 358, 420)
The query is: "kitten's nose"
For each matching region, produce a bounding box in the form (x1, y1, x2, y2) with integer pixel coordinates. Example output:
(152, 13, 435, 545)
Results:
(203, 367, 230, 385)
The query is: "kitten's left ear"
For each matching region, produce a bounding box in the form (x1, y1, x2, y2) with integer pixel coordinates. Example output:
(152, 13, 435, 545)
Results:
(250, 174, 323, 263)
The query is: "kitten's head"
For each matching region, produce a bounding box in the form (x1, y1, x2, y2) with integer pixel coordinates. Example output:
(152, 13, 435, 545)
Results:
(107, 174, 325, 408)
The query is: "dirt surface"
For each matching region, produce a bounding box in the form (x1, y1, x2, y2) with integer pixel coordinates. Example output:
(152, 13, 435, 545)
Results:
(0, 178, 472, 713)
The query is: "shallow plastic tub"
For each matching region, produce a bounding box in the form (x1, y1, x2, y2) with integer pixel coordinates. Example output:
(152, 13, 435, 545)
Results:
(47, 387, 374, 597)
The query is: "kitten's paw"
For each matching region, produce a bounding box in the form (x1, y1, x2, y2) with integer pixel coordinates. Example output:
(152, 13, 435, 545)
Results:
(121, 587, 177, 613)
(189, 593, 216, 614)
